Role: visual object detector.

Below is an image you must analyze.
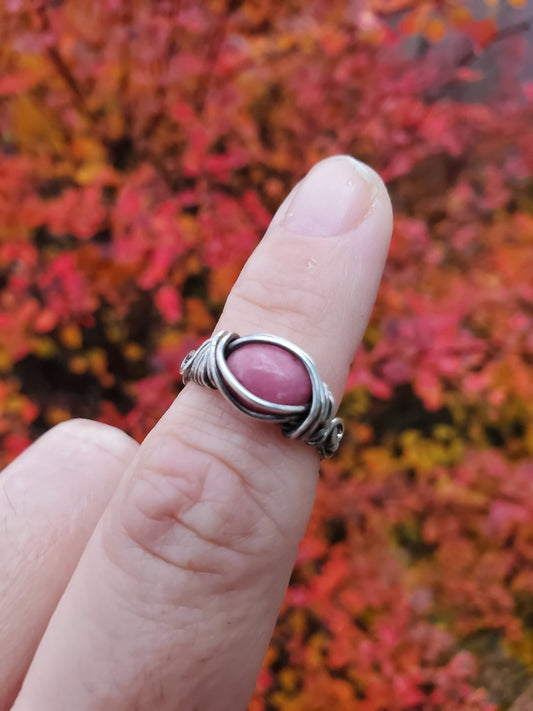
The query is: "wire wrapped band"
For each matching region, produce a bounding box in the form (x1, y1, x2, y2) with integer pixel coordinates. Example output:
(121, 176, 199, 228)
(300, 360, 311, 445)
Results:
(180, 331, 344, 458)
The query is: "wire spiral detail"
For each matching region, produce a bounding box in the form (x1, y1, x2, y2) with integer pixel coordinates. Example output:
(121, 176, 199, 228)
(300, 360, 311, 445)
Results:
(180, 331, 344, 458)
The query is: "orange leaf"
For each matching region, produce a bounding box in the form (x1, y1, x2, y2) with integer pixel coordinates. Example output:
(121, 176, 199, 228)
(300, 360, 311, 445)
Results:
(185, 298, 213, 332)
(424, 18, 446, 42)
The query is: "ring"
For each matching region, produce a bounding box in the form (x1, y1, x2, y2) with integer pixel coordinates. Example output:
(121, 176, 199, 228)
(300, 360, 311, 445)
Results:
(180, 331, 344, 458)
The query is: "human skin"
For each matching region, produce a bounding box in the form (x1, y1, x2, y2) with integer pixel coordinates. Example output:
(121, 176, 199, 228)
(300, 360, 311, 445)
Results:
(0, 155, 393, 710)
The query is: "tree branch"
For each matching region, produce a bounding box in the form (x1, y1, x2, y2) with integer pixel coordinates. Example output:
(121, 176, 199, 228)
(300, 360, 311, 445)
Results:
(425, 17, 532, 103)
(36, 5, 98, 123)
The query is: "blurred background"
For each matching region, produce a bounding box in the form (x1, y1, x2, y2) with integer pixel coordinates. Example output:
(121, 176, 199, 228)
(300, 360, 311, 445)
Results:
(0, 1, 532, 708)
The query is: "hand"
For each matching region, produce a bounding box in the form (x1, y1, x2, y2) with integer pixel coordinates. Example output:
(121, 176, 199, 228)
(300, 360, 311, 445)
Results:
(0, 156, 392, 711)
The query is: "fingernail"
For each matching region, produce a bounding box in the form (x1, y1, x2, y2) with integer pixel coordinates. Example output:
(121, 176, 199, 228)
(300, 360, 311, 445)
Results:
(282, 155, 377, 237)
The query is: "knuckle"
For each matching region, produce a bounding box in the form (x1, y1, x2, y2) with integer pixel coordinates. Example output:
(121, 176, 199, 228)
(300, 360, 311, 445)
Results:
(112, 424, 286, 587)
(230, 271, 329, 332)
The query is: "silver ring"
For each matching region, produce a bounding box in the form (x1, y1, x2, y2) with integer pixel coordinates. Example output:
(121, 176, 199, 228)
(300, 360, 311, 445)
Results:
(180, 331, 344, 458)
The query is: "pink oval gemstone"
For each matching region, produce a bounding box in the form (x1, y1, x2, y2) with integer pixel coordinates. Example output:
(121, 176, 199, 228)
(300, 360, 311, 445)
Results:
(226, 343, 312, 407)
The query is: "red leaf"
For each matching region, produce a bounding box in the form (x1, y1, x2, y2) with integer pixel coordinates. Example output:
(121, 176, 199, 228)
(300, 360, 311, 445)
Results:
(0, 70, 41, 96)
(155, 285, 182, 324)
(462, 18, 497, 48)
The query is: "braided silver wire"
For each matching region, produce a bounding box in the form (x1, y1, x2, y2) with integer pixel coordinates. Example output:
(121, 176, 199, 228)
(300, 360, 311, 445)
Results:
(180, 331, 344, 458)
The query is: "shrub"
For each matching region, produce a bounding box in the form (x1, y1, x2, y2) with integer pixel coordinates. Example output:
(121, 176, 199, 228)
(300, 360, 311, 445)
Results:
(1, 1, 532, 707)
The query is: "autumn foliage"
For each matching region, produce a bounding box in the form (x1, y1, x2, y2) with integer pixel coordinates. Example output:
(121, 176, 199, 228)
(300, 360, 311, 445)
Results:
(1, 0, 532, 708)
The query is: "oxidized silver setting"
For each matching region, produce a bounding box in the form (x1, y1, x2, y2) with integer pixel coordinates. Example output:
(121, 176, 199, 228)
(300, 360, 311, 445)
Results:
(180, 331, 344, 458)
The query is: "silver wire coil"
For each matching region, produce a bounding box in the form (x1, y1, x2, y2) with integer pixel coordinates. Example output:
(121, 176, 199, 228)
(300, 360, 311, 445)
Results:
(180, 331, 344, 458)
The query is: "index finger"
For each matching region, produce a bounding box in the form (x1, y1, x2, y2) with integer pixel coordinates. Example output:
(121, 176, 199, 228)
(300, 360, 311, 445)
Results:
(14, 156, 392, 711)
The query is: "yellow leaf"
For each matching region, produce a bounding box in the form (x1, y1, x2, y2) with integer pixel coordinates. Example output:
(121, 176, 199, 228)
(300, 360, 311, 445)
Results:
(4, 394, 26, 414)
(30, 337, 57, 358)
(123, 342, 144, 361)
(60, 324, 83, 350)
(69, 355, 88, 374)
(46, 407, 71, 426)
(279, 668, 299, 692)
(76, 162, 107, 185)
(88, 348, 108, 376)
(449, 6, 472, 23)
(289, 608, 308, 636)
(105, 322, 127, 344)
(0, 348, 12, 371)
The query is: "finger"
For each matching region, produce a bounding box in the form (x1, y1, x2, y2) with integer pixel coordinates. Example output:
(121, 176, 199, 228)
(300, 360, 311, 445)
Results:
(0, 419, 138, 710)
(14, 156, 393, 711)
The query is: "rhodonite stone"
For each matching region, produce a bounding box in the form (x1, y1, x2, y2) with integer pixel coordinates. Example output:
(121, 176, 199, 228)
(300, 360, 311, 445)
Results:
(226, 343, 312, 407)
